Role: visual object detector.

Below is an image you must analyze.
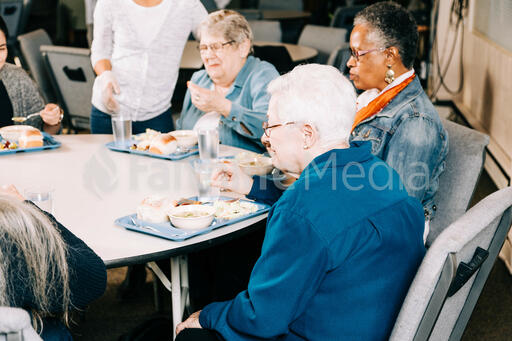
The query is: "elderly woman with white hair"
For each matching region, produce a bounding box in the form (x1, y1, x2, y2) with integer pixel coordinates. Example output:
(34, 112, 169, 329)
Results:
(177, 9, 279, 153)
(0, 185, 107, 339)
(175, 64, 426, 341)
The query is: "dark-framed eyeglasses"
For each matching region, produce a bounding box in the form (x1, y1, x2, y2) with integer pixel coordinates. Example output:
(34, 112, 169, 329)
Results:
(262, 121, 296, 137)
(198, 40, 235, 54)
(349, 47, 386, 62)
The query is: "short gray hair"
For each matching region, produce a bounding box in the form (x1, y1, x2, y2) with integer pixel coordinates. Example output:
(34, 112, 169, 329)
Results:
(198, 10, 253, 55)
(0, 196, 71, 331)
(354, 1, 418, 69)
(267, 64, 357, 146)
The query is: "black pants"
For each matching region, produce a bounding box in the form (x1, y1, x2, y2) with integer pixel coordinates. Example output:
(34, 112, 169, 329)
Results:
(187, 220, 266, 311)
(176, 328, 223, 341)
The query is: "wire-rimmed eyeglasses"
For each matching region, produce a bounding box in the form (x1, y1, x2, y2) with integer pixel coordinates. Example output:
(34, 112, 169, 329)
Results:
(349, 47, 387, 62)
(198, 40, 235, 54)
(262, 121, 296, 137)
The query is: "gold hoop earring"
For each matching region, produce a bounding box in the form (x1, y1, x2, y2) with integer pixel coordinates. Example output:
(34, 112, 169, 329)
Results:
(385, 65, 395, 84)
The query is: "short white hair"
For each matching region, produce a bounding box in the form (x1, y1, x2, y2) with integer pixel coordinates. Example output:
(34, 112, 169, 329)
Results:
(267, 64, 357, 146)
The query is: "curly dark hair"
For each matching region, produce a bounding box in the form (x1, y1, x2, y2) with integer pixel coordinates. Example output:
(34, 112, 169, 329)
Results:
(354, 1, 418, 69)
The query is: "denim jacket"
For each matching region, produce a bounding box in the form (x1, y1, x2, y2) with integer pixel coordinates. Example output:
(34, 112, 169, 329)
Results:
(177, 56, 279, 153)
(349, 76, 448, 219)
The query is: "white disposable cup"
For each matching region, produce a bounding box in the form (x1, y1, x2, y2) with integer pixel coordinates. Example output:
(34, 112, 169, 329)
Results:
(192, 159, 220, 202)
(24, 186, 54, 214)
(197, 129, 219, 160)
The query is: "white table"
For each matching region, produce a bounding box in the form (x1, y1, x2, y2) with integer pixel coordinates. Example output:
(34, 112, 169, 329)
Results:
(180, 40, 318, 69)
(2, 134, 268, 339)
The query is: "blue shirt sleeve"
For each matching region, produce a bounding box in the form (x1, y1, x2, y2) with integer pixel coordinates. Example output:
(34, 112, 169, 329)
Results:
(247, 175, 284, 206)
(221, 63, 279, 141)
(199, 207, 330, 339)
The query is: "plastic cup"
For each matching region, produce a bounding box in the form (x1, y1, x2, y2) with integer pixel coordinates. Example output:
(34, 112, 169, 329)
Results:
(25, 186, 54, 214)
(192, 159, 220, 202)
(111, 115, 132, 147)
(197, 128, 219, 160)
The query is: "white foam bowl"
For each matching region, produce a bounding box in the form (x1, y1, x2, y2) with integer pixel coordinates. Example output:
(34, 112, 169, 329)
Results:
(169, 130, 198, 149)
(236, 152, 274, 176)
(168, 204, 215, 230)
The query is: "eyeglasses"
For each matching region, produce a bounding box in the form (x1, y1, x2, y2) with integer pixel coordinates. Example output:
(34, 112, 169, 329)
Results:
(198, 40, 235, 54)
(262, 121, 296, 137)
(349, 47, 386, 62)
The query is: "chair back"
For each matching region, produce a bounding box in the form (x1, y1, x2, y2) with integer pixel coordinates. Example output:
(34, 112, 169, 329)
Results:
(18, 29, 56, 103)
(253, 45, 293, 74)
(0, 0, 26, 44)
(249, 20, 281, 42)
(0, 306, 42, 341)
(428, 119, 489, 246)
(330, 5, 365, 40)
(390, 187, 512, 341)
(298, 25, 347, 64)
(326, 44, 351, 75)
(258, 0, 302, 11)
(41, 45, 94, 131)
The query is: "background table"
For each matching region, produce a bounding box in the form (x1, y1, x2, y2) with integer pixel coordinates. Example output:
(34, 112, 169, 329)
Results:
(2, 134, 268, 338)
(180, 40, 318, 69)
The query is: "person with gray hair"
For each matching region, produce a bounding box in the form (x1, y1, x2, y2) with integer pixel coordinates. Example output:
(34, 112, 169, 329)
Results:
(175, 64, 425, 341)
(0, 185, 107, 339)
(177, 9, 279, 153)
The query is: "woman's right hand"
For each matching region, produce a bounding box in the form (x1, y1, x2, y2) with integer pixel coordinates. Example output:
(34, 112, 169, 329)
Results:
(211, 161, 254, 195)
(98, 70, 120, 113)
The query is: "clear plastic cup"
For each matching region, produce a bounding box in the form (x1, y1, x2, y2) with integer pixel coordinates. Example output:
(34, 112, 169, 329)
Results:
(197, 128, 219, 160)
(25, 185, 54, 214)
(192, 159, 220, 202)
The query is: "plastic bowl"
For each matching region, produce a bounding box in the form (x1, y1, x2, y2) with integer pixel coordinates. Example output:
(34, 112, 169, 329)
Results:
(168, 204, 215, 230)
(169, 130, 198, 149)
(236, 152, 274, 176)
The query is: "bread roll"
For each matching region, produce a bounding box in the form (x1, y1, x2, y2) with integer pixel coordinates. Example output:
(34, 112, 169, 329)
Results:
(136, 196, 170, 223)
(149, 133, 177, 155)
(18, 128, 43, 148)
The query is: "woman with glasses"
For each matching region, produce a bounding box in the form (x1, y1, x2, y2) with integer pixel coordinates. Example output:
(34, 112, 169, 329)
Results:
(90, 0, 207, 134)
(220, 2, 448, 242)
(176, 64, 425, 341)
(176, 10, 279, 153)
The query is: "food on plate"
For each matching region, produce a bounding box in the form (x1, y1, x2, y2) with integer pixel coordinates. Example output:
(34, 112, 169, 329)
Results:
(0, 125, 37, 142)
(213, 200, 258, 220)
(172, 198, 203, 207)
(18, 128, 43, 148)
(235, 151, 274, 176)
(148, 133, 177, 155)
(136, 195, 172, 223)
(134, 128, 160, 142)
(168, 204, 215, 229)
(0, 140, 18, 150)
(169, 130, 198, 149)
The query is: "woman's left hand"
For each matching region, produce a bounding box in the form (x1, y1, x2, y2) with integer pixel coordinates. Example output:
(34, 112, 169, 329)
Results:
(175, 310, 202, 335)
(188, 82, 231, 116)
(40, 104, 63, 126)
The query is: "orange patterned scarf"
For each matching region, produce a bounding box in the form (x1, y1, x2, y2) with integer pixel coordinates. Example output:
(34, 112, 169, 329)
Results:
(351, 74, 416, 132)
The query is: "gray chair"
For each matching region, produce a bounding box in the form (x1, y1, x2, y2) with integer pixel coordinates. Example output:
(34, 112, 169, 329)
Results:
(200, 0, 217, 12)
(258, 0, 302, 11)
(297, 25, 347, 64)
(249, 20, 281, 42)
(0, 306, 42, 341)
(326, 44, 351, 75)
(390, 186, 512, 341)
(17, 29, 56, 103)
(0, 0, 31, 44)
(330, 5, 365, 40)
(41, 45, 95, 132)
(427, 119, 490, 246)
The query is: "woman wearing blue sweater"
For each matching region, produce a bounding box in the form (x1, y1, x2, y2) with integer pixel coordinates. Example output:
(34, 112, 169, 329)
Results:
(175, 64, 425, 341)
